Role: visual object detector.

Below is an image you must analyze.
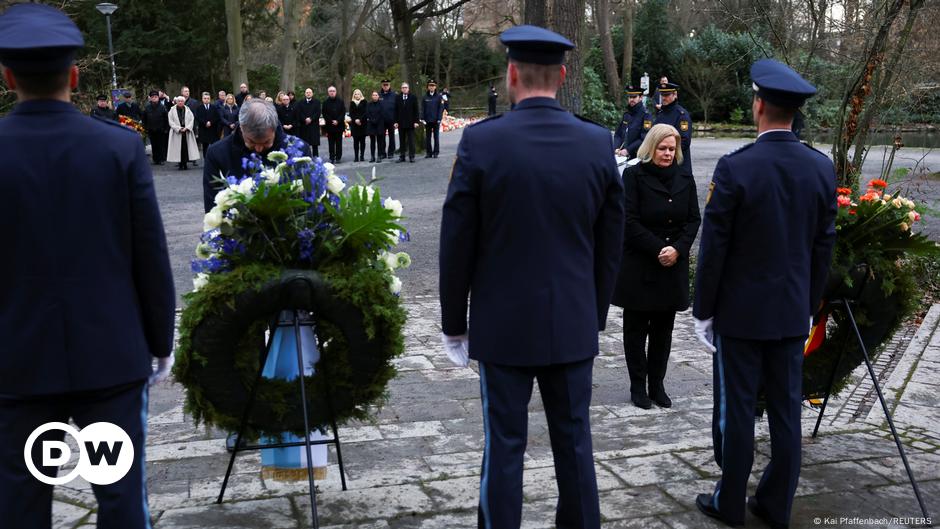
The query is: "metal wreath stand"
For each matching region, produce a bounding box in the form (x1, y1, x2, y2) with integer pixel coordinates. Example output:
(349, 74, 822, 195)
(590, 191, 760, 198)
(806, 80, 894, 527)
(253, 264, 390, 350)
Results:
(809, 266, 930, 521)
(215, 307, 349, 529)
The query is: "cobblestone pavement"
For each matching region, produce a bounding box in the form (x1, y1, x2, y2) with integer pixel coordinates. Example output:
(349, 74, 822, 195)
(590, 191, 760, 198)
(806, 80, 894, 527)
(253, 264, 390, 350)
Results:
(50, 303, 940, 529)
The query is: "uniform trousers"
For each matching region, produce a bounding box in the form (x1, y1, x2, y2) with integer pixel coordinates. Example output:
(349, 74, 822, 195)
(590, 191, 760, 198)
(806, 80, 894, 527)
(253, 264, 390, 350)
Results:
(477, 358, 600, 529)
(622, 310, 675, 394)
(0, 381, 151, 529)
(424, 121, 440, 156)
(711, 334, 803, 525)
(383, 123, 396, 157)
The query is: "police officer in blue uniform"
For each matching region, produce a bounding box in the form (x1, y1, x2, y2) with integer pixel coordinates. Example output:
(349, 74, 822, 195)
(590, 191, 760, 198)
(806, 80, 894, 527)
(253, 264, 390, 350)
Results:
(692, 59, 837, 528)
(613, 85, 652, 159)
(0, 5, 175, 528)
(439, 25, 624, 529)
(653, 82, 693, 174)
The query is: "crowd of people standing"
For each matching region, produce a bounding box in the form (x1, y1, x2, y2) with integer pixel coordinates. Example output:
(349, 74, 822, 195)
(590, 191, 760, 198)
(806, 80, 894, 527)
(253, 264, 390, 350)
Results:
(94, 78, 453, 169)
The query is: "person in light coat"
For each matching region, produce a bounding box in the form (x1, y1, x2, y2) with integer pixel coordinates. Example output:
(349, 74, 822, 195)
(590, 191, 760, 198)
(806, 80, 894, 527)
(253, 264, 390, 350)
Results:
(167, 95, 200, 170)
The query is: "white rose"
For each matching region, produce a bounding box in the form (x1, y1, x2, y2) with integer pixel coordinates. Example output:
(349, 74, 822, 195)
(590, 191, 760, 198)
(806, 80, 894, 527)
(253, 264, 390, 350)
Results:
(900, 222, 910, 232)
(237, 178, 255, 197)
(261, 168, 280, 185)
(384, 197, 403, 217)
(267, 151, 288, 163)
(389, 275, 402, 295)
(203, 209, 223, 231)
(883, 194, 892, 200)
(908, 211, 917, 223)
(891, 198, 903, 208)
(904, 198, 916, 209)
(396, 252, 412, 269)
(380, 251, 398, 271)
(327, 174, 345, 194)
(323, 162, 335, 176)
(214, 188, 236, 209)
(293, 156, 312, 164)
(193, 273, 210, 291)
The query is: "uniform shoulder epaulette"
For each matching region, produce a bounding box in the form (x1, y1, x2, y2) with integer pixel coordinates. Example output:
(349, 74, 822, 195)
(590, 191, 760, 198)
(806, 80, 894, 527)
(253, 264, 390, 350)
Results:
(90, 114, 138, 135)
(574, 113, 606, 130)
(725, 142, 755, 157)
(467, 113, 503, 128)
(801, 140, 828, 158)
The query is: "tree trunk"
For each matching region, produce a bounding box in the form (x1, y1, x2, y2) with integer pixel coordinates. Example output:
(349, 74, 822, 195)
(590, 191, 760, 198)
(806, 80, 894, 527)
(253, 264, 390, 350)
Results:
(224, 0, 248, 92)
(278, 0, 303, 92)
(391, 0, 420, 86)
(553, 0, 585, 113)
(596, 0, 621, 102)
(525, 0, 547, 25)
(621, 0, 633, 85)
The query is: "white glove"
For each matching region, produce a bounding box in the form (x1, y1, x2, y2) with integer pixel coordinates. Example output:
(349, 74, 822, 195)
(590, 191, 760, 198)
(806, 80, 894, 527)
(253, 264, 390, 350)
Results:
(149, 355, 175, 385)
(809, 316, 814, 333)
(694, 318, 717, 353)
(442, 333, 470, 367)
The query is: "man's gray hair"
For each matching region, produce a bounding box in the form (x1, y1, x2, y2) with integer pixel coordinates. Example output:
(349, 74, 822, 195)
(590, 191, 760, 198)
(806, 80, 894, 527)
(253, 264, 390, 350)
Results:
(239, 99, 279, 137)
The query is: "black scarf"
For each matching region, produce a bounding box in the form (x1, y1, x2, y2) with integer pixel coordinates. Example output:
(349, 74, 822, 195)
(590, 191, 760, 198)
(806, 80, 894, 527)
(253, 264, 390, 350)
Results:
(641, 160, 678, 189)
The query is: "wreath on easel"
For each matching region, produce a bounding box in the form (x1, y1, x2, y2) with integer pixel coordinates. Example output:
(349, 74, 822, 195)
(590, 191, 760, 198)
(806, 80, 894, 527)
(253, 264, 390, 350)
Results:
(173, 141, 411, 437)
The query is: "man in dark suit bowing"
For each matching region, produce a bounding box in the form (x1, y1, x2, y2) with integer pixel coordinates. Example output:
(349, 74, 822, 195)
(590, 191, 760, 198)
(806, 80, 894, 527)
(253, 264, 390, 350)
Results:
(0, 4, 175, 528)
(692, 59, 837, 529)
(439, 25, 624, 529)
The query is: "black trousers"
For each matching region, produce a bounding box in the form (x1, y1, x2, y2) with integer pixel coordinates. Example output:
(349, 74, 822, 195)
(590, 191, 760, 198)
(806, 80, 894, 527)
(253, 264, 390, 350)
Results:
(622, 310, 676, 394)
(369, 134, 382, 160)
(327, 130, 343, 162)
(353, 135, 366, 160)
(147, 130, 167, 163)
(199, 139, 213, 159)
(398, 127, 415, 160)
(0, 381, 150, 529)
(711, 335, 803, 525)
(177, 136, 189, 168)
(424, 121, 440, 155)
(478, 359, 600, 529)
(383, 123, 396, 157)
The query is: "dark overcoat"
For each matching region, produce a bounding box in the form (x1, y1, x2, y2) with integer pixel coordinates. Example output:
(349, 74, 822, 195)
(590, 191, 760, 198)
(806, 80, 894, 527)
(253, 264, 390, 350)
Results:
(611, 161, 701, 311)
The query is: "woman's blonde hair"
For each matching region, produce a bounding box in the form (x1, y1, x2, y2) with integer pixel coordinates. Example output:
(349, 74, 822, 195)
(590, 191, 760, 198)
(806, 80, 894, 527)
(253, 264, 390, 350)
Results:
(352, 89, 364, 102)
(636, 123, 683, 166)
(225, 93, 235, 105)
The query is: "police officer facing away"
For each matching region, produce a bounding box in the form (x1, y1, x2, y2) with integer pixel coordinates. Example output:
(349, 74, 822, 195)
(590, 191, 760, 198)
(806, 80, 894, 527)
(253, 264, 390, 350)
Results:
(0, 4, 176, 527)
(653, 82, 693, 174)
(613, 84, 652, 159)
(692, 59, 837, 528)
(440, 25, 624, 529)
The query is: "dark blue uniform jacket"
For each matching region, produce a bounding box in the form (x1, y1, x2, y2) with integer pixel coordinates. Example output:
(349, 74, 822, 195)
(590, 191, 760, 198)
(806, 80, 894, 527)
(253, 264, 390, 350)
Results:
(440, 97, 625, 366)
(613, 104, 652, 158)
(0, 100, 175, 396)
(693, 131, 837, 339)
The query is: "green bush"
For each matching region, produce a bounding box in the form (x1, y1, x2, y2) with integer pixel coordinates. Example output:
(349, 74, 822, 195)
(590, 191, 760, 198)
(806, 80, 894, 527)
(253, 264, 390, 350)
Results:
(582, 66, 621, 128)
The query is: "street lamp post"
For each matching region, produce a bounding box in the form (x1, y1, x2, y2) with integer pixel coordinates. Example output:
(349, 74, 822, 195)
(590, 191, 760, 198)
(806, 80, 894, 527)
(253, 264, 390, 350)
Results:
(96, 3, 119, 90)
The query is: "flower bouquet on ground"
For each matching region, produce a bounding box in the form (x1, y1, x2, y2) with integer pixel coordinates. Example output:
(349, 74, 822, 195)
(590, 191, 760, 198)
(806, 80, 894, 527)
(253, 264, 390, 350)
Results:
(803, 178, 939, 397)
(174, 137, 411, 436)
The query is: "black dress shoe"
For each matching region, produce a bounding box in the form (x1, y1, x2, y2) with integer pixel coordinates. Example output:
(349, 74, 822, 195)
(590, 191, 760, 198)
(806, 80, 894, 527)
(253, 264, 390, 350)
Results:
(369, 157, 375, 163)
(425, 154, 432, 158)
(696, 493, 742, 527)
(409, 158, 415, 163)
(631, 389, 652, 409)
(650, 388, 672, 408)
(748, 496, 788, 529)
(397, 157, 406, 163)
(433, 153, 439, 158)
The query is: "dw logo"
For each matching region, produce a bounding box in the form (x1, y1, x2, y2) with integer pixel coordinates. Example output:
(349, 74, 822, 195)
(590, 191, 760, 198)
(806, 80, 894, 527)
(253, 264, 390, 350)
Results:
(24, 422, 134, 485)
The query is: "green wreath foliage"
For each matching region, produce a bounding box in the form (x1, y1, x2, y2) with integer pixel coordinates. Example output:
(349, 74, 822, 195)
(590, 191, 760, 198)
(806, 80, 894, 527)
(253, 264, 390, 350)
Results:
(174, 262, 406, 438)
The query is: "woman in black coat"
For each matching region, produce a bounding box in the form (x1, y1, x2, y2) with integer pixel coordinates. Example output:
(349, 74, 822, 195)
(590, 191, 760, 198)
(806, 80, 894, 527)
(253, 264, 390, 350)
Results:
(611, 123, 701, 410)
(219, 94, 239, 137)
(365, 91, 385, 163)
(348, 89, 367, 162)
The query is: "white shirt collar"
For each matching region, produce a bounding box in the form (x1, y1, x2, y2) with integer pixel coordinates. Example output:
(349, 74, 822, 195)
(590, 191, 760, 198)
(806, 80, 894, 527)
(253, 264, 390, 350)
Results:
(758, 128, 792, 138)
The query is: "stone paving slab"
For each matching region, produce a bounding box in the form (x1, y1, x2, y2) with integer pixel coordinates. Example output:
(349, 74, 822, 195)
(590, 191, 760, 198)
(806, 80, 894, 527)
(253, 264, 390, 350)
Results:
(48, 301, 940, 528)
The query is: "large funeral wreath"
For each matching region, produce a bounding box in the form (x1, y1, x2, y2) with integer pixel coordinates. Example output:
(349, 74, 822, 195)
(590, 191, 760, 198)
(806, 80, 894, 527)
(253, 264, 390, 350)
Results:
(173, 140, 410, 437)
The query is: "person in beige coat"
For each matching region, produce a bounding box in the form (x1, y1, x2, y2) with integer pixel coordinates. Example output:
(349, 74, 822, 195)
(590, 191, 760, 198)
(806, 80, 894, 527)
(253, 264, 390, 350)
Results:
(167, 95, 200, 170)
